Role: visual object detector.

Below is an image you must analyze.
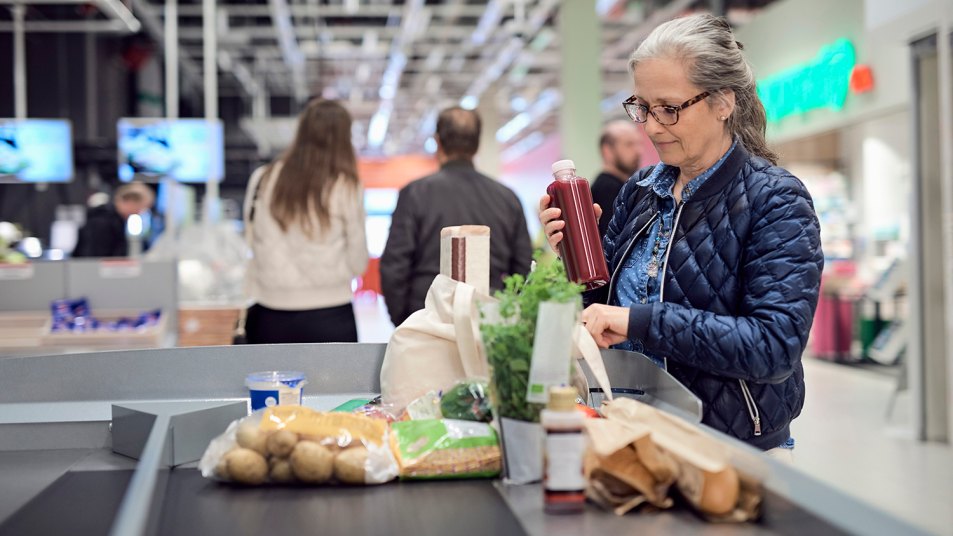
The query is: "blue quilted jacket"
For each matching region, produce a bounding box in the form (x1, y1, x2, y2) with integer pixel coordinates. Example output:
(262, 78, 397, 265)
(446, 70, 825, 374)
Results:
(585, 143, 824, 450)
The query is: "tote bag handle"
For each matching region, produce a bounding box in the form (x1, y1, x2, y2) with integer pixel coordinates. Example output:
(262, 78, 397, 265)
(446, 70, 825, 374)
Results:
(574, 324, 613, 401)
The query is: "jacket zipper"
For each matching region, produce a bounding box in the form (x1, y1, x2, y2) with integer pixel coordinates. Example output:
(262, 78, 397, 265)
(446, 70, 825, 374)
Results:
(606, 213, 659, 303)
(658, 203, 685, 303)
(658, 203, 685, 371)
(739, 379, 763, 436)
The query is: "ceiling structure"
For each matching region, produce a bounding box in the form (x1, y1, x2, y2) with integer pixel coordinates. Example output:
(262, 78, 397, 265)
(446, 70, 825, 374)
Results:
(4, 0, 778, 160)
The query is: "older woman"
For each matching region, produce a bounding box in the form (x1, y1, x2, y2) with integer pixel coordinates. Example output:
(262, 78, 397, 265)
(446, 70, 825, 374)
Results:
(540, 14, 823, 459)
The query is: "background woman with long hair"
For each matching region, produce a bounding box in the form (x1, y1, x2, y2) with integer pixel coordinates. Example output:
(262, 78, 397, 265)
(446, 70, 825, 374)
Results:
(243, 99, 368, 344)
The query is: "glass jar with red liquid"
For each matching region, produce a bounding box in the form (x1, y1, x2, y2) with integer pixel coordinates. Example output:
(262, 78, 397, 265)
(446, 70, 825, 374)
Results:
(547, 159, 610, 290)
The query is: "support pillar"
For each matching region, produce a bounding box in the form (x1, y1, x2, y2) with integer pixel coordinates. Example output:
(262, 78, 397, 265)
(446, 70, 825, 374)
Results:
(557, 1, 602, 179)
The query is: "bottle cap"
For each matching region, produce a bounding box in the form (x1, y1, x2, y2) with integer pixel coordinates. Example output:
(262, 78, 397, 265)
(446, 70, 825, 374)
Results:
(552, 159, 576, 174)
(547, 386, 578, 411)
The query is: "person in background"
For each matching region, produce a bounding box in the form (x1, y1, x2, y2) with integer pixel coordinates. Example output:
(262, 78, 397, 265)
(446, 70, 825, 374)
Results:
(591, 120, 644, 237)
(539, 14, 823, 461)
(381, 107, 533, 326)
(72, 182, 154, 258)
(243, 99, 368, 344)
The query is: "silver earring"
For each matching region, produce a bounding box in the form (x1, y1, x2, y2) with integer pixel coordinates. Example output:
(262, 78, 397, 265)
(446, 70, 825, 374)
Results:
(720, 116, 727, 120)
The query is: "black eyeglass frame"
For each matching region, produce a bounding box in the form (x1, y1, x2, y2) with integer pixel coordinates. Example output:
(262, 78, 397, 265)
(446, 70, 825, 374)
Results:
(622, 91, 712, 125)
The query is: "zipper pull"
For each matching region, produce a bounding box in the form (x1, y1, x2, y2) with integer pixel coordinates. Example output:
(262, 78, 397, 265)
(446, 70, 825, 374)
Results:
(753, 416, 762, 436)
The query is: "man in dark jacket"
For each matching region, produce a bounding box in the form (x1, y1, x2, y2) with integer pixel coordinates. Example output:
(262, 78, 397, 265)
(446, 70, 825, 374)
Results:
(73, 183, 154, 258)
(381, 107, 533, 326)
(590, 120, 643, 237)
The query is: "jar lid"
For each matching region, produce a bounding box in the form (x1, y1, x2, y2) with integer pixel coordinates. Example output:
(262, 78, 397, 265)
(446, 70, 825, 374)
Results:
(552, 159, 576, 174)
(245, 371, 307, 388)
(548, 386, 578, 411)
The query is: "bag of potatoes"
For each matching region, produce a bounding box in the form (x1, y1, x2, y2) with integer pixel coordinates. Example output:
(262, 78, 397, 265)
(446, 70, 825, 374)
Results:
(198, 406, 399, 486)
(587, 398, 762, 521)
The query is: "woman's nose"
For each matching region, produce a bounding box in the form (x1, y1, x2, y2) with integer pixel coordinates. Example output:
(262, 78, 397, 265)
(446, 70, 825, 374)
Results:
(643, 115, 666, 137)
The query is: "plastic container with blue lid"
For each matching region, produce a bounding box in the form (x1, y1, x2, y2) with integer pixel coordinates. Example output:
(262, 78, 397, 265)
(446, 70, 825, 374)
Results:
(245, 371, 307, 411)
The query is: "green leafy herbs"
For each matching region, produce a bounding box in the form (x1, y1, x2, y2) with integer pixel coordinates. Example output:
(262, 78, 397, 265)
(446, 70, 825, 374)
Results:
(439, 381, 492, 422)
(480, 257, 584, 422)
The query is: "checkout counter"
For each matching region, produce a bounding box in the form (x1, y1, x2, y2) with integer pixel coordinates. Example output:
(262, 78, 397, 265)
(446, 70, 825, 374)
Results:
(0, 343, 930, 535)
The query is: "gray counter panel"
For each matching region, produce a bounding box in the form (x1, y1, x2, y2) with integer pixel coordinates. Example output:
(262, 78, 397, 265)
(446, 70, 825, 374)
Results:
(0, 343, 388, 402)
(0, 261, 66, 312)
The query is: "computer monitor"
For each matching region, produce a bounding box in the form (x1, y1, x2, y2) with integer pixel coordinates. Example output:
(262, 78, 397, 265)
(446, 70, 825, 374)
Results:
(117, 118, 224, 183)
(0, 119, 74, 183)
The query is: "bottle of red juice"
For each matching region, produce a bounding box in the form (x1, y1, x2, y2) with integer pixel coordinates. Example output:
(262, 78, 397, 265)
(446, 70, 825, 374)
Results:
(546, 159, 610, 290)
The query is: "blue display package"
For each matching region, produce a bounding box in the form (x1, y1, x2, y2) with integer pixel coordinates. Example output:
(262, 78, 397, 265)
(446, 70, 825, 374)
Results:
(50, 297, 91, 332)
(48, 299, 160, 333)
(134, 309, 161, 329)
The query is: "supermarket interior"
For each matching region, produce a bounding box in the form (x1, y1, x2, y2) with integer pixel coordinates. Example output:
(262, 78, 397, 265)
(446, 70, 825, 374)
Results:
(1, 0, 953, 534)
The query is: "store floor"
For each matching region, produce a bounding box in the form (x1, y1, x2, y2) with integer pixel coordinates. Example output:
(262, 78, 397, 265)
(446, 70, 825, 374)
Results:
(354, 299, 953, 535)
(792, 358, 953, 536)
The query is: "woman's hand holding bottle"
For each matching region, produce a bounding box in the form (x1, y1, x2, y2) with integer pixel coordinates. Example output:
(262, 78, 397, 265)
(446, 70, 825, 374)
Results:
(538, 194, 602, 253)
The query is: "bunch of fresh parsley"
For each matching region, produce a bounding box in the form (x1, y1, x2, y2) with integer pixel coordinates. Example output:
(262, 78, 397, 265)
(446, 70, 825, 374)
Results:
(480, 257, 583, 422)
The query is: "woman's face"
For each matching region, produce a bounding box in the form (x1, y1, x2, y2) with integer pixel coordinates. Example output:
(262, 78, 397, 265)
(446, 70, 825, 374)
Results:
(631, 57, 733, 174)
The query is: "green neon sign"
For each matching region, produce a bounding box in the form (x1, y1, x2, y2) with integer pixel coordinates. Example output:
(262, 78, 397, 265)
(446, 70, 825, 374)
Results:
(757, 38, 856, 124)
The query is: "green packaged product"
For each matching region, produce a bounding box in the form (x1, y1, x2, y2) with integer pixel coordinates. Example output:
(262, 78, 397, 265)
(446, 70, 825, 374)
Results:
(389, 419, 501, 479)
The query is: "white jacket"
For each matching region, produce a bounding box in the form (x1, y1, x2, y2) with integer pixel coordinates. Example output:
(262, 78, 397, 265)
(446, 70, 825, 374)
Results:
(243, 163, 369, 310)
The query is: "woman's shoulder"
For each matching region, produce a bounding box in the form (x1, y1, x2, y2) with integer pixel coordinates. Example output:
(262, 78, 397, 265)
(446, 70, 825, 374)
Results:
(248, 161, 281, 190)
(617, 164, 658, 203)
(740, 155, 810, 197)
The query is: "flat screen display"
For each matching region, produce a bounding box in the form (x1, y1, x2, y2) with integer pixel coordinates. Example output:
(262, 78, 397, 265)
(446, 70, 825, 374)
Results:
(0, 119, 74, 183)
(117, 118, 224, 183)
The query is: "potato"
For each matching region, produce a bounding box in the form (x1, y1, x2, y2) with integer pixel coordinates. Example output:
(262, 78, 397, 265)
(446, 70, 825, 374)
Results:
(269, 458, 295, 483)
(236, 421, 268, 455)
(267, 430, 298, 458)
(290, 441, 334, 483)
(334, 446, 368, 484)
(215, 454, 231, 479)
(224, 448, 268, 485)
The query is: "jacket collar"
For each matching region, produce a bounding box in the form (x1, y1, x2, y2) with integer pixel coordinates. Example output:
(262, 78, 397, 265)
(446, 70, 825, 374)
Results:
(441, 158, 475, 170)
(687, 141, 749, 202)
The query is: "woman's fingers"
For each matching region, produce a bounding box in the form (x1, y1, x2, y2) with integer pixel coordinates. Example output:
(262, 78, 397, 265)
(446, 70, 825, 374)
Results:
(582, 304, 630, 349)
(540, 207, 562, 226)
(593, 203, 603, 222)
(544, 218, 565, 235)
(539, 197, 564, 253)
(538, 194, 552, 214)
(544, 219, 565, 247)
(546, 232, 563, 253)
(602, 332, 628, 347)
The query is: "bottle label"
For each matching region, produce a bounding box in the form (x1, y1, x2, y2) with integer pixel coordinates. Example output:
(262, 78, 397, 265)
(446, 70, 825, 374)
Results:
(545, 432, 585, 491)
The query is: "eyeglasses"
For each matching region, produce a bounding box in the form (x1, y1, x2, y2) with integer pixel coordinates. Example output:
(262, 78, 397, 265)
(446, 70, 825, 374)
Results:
(622, 91, 712, 126)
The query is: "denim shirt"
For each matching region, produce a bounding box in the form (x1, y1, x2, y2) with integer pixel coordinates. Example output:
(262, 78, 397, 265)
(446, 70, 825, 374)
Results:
(613, 140, 738, 366)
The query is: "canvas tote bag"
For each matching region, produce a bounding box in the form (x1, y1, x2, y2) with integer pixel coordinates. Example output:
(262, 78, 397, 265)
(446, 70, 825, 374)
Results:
(379, 274, 491, 412)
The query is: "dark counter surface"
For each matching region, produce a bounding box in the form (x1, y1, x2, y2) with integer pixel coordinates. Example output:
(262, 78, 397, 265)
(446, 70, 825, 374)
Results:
(1, 449, 851, 536)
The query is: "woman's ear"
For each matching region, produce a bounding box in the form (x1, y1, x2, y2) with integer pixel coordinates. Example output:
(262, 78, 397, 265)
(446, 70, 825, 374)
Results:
(715, 89, 736, 121)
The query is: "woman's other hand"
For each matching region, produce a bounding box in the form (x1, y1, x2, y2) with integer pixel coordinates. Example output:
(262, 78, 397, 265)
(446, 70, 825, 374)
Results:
(581, 304, 629, 348)
(538, 194, 603, 254)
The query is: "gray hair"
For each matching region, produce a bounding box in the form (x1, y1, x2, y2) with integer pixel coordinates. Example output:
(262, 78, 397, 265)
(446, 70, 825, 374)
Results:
(628, 14, 778, 165)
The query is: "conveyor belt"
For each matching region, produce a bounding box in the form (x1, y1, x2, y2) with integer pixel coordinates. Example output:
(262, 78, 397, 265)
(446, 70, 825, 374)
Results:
(0, 461, 853, 536)
(158, 472, 525, 536)
(0, 470, 133, 536)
